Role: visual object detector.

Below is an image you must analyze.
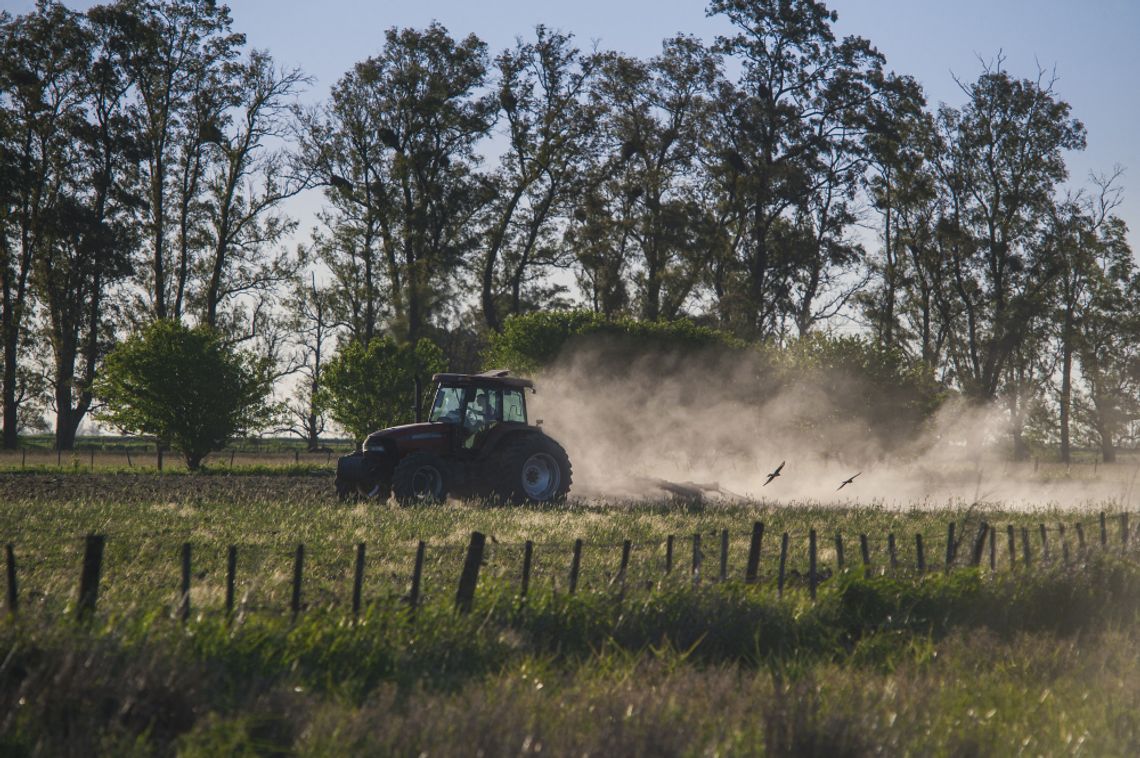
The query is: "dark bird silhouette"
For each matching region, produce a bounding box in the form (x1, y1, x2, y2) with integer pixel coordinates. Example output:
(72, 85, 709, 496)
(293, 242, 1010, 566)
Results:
(837, 472, 861, 491)
(764, 461, 785, 487)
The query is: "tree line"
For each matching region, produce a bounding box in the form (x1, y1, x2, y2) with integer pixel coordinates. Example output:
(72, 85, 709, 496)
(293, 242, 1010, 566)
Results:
(1, 0, 1135, 463)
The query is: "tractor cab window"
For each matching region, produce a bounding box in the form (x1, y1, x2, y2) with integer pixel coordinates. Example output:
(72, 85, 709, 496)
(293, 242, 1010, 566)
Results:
(429, 386, 463, 424)
(463, 387, 504, 448)
(463, 387, 500, 432)
(502, 389, 526, 423)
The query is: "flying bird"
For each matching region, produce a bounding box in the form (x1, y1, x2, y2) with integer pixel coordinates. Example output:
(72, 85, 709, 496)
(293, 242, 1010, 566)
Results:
(836, 472, 861, 491)
(764, 461, 785, 487)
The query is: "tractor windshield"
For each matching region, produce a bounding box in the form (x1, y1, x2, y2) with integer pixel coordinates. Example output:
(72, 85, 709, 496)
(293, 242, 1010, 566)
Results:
(429, 386, 463, 423)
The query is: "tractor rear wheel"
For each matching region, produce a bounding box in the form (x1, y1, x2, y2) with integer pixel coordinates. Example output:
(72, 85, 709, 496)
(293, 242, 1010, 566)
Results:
(392, 452, 449, 504)
(495, 436, 572, 503)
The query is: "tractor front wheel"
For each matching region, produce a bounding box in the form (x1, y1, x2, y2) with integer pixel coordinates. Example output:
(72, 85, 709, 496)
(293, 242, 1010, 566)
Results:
(496, 436, 572, 503)
(392, 452, 450, 504)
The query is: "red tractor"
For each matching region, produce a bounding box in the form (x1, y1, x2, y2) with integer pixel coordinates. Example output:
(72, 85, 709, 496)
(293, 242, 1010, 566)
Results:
(335, 370, 572, 504)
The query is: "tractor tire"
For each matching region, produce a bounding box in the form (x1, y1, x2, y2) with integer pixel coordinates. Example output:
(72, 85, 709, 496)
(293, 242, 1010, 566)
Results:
(392, 452, 450, 504)
(336, 452, 390, 502)
(495, 436, 572, 504)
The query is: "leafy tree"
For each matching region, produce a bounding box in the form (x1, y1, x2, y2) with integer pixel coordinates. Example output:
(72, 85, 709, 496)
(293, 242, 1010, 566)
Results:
(106, 0, 243, 321)
(1046, 173, 1124, 462)
(281, 272, 340, 451)
(706, 0, 885, 339)
(1074, 209, 1138, 463)
(31, 3, 142, 451)
(858, 72, 932, 351)
(0, 2, 91, 449)
(299, 24, 494, 345)
(481, 26, 600, 331)
(570, 35, 721, 321)
(133, 0, 239, 319)
(198, 48, 308, 333)
(320, 336, 445, 442)
(95, 319, 274, 470)
(932, 61, 1085, 401)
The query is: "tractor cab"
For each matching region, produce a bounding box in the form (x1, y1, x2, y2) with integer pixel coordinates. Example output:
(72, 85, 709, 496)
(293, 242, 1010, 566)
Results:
(427, 371, 533, 451)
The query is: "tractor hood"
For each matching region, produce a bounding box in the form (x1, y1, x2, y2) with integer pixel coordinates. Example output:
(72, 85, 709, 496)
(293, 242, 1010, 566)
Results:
(364, 422, 452, 451)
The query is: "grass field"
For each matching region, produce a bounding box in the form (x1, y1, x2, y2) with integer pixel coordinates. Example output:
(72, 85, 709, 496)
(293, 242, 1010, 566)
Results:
(3, 472, 1140, 755)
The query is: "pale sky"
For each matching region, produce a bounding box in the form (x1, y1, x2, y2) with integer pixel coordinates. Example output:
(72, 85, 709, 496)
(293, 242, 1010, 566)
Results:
(6, 0, 1138, 250)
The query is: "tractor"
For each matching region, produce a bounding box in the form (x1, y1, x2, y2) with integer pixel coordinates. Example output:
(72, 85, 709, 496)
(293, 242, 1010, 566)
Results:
(335, 370, 572, 504)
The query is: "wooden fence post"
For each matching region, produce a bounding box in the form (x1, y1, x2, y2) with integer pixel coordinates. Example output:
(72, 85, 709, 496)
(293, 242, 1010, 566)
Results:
(1121, 513, 1130, 551)
(1100, 511, 1108, 548)
(691, 533, 702, 586)
(834, 532, 845, 571)
(969, 523, 989, 568)
(1075, 522, 1086, 555)
(456, 532, 486, 614)
(1006, 525, 1016, 570)
(944, 522, 956, 571)
(859, 534, 871, 575)
(408, 541, 426, 612)
(352, 543, 366, 620)
(1020, 527, 1031, 569)
(809, 529, 817, 601)
(77, 534, 105, 621)
(180, 542, 191, 623)
(5, 544, 17, 615)
(1039, 523, 1049, 563)
(665, 535, 674, 575)
(777, 532, 789, 597)
(719, 529, 729, 582)
(520, 540, 534, 601)
(915, 533, 925, 573)
(291, 544, 305, 620)
(989, 525, 996, 571)
(569, 539, 583, 594)
(225, 546, 237, 620)
(888, 533, 898, 571)
(745, 522, 764, 584)
(619, 539, 632, 591)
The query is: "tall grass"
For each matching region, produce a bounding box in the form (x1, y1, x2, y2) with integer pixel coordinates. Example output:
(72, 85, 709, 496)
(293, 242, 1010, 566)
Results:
(4, 555, 1140, 754)
(4, 474, 1140, 754)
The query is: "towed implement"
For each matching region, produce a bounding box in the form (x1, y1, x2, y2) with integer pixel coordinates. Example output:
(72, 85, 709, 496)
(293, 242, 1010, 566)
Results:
(335, 370, 572, 504)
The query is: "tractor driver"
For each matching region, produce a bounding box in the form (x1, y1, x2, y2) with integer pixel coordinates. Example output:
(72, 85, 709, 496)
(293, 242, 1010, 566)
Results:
(463, 388, 499, 448)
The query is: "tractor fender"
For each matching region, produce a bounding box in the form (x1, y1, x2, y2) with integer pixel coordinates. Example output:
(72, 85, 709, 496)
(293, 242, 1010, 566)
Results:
(477, 426, 544, 460)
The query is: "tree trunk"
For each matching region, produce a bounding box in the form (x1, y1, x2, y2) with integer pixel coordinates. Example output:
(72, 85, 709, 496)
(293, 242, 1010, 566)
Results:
(1008, 387, 1030, 461)
(1100, 425, 1116, 463)
(2, 341, 17, 450)
(1058, 308, 1074, 464)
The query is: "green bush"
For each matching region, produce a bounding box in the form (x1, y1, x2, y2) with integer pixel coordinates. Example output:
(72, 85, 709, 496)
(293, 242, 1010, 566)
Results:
(770, 334, 945, 446)
(484, 311, 744, 374)
(94, 320, 275, 471)
(319, 337, 446, 442)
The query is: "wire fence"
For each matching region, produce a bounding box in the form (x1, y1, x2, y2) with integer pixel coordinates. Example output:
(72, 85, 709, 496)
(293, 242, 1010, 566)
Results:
(0, 446, 350, 472)
(5, 511, 1137, 624)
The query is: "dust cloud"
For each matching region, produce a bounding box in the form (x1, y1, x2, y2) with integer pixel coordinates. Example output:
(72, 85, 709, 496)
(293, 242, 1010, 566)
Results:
(528, 341, 1140, 511)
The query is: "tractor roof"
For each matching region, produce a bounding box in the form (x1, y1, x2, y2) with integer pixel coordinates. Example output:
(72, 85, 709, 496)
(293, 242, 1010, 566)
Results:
(432, 370, 534, 390)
